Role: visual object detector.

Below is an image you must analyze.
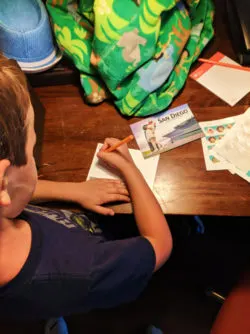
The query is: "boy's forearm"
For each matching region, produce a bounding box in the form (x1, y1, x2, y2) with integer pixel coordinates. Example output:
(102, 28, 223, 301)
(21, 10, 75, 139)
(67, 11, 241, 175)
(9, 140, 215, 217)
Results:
(121, 163, 172, 270)
(31, 180, 75, 203)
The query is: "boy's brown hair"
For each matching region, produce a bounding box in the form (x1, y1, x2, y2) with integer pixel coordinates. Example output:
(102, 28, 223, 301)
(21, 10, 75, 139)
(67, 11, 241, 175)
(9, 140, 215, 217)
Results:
(0, 53, 30, 166)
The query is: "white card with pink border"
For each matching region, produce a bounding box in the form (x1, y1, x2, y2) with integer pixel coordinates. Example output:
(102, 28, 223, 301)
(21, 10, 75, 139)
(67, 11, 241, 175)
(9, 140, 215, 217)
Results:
(190, 52, 250, 106)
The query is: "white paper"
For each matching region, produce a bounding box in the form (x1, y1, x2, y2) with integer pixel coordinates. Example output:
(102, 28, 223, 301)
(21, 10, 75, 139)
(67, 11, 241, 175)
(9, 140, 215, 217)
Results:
(191, 53, 250, 106)
(87, 143, 160, 189)
(231, 166, 250, 183)
(214, 108, 250, 175)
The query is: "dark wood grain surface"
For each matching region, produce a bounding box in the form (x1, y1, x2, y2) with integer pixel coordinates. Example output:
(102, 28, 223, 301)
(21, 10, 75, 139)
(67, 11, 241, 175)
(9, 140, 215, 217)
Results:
(35, 0, 250, 216)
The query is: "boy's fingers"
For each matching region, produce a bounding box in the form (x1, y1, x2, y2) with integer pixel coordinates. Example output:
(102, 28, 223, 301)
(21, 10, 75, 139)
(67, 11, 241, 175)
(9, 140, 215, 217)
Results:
(99, 138, 117, 153)
(103, 138, 120, 148)
(97, 151, 112, 162)
(114, 187, 129, 196)
(99, 142, 108, 152)
(106, 179, 124, 185)
(97, 151, 105, 161)
(104, 138, 115, 144)
(104, 194, 130, 203)
(94, 205, 115, 216)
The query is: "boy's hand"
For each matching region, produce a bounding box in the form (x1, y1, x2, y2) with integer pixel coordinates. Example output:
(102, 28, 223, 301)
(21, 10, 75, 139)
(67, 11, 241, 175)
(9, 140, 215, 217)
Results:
(97, 138, 135, 172)
(68, 178, 130, 216)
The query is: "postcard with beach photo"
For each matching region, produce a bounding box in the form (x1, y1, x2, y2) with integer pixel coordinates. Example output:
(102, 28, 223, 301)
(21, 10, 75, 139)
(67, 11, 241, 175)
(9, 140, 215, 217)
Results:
(130, 104, 203, 158)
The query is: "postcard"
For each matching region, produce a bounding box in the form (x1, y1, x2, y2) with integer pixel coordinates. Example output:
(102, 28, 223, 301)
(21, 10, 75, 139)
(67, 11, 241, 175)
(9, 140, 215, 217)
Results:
(130, 104, 203, 159)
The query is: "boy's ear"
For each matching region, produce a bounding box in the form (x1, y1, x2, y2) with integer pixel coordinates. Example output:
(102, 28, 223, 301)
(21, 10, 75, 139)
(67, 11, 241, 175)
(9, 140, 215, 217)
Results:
(0, 160, 11, 207)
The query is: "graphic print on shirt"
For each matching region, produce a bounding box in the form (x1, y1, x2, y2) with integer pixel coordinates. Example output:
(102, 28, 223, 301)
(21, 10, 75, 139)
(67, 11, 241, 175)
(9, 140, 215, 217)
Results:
(24, 205, 102, 234)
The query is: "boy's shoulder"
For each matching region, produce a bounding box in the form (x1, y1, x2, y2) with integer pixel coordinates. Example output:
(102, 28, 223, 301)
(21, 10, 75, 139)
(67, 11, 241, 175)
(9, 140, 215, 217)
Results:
(0, 218, 32, 287)
(0, 206, 155, 318)
(23, 206, 155, 284)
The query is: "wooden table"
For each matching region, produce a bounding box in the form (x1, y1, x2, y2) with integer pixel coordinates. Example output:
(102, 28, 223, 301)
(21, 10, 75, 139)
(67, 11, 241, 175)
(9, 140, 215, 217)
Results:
(35, 0, 250, 216)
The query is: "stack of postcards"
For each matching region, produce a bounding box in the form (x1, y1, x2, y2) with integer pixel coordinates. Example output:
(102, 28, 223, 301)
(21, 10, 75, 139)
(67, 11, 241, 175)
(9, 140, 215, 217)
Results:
(199, 108, 250, 182)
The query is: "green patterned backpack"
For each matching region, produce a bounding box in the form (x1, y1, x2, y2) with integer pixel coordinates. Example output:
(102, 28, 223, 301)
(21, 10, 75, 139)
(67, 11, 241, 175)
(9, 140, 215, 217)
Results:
(47, 0, 214, 116)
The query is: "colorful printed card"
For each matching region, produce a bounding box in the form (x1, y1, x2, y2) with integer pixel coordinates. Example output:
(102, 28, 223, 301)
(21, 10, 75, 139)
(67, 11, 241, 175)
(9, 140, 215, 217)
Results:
(199, 116, 241, 171)
(190, 52, 250, 106)
(130, 104, 203, 159)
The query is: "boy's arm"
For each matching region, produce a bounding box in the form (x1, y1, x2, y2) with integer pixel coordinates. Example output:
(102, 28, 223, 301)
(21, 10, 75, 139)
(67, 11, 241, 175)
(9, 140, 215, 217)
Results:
(121, 163, 172, 271)
(98, 139, 173, 272)
(32, 180, 76, 202)
(31, 179, 130, 216)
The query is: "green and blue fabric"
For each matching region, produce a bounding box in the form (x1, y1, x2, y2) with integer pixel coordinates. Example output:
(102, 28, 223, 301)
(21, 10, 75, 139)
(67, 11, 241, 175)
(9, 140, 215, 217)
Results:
(47, 0, 214, 116)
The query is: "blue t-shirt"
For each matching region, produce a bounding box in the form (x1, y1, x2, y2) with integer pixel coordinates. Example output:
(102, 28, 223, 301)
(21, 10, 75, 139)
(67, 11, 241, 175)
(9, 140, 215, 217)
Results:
(0, 205, 155, 320)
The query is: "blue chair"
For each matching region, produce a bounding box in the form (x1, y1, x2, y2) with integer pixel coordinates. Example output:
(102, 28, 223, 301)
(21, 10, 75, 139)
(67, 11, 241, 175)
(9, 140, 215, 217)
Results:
(44, 317, 68, 334)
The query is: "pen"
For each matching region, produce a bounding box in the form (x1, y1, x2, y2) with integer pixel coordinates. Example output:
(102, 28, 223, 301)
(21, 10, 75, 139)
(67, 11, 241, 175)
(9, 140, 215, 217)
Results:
(198, 58, 250, 72)
(104, 135, 134, 153)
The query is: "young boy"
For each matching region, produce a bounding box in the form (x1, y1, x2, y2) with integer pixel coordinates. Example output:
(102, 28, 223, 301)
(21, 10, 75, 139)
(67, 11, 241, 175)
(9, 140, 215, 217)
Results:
(0, 54, 172, 320)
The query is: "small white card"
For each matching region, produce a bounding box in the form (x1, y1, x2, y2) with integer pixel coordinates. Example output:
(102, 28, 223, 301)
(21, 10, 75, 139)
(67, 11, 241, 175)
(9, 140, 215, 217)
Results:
(190, 52, 250, 106)
(87, 143, 160, 189)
